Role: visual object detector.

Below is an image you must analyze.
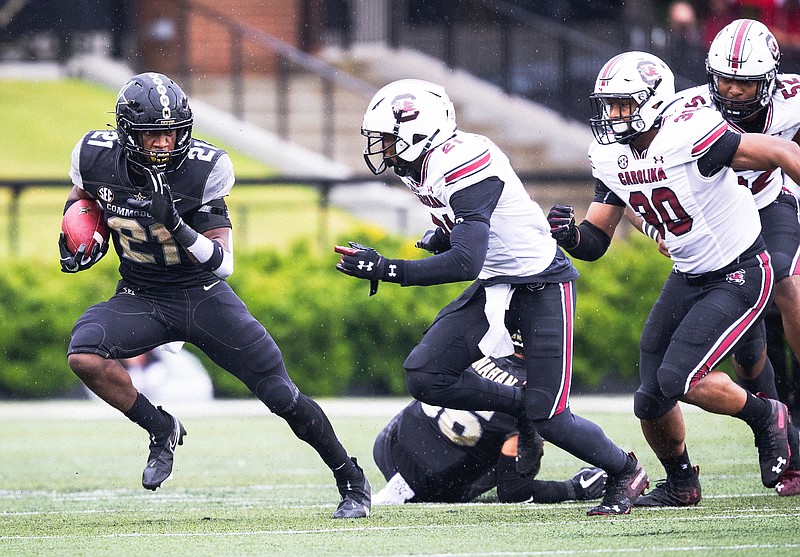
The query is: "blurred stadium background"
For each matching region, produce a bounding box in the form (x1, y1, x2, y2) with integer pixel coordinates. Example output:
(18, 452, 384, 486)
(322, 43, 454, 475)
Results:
(1, 0, 797, 399)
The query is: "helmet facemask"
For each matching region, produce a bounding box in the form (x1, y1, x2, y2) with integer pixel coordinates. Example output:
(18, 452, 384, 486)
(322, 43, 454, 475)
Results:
(115, 72, 194, 172)
(590, 89, 657, 145)
(707, 69, 777, 122)
(705, 19, 780, 122)
(589, 52, 675, 146)
(362, 79, 457, 177)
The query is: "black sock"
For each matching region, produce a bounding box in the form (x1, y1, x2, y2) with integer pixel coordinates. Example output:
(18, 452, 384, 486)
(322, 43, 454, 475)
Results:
(734, 392, 771, 429)
(279, 392, 352, 475)
(661, 447, 693, 478)
(740, 357, 779, 400)
(123, 392, 171, 436)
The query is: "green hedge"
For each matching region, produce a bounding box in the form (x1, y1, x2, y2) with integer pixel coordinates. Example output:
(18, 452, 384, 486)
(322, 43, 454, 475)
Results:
(0, 232, 673, 398)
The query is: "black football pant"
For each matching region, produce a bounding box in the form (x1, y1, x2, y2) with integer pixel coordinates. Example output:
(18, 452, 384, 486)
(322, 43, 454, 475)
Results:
(68, 280, 350, 471)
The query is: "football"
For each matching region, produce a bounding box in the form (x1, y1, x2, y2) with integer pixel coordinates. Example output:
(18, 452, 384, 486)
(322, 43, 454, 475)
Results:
(61, 199, 109, 255)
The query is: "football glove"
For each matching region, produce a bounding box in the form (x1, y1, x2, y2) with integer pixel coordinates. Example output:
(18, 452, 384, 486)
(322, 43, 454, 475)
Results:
(335, 241, 402, 295)
(59, 232, 108, 273)
(415, 228, 451, 254)
(547, 204, 579, 247)
(127, 168, 184, 232)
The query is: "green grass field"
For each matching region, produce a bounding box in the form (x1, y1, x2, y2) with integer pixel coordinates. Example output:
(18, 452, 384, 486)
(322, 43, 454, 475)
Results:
(2, 398, 799, 556)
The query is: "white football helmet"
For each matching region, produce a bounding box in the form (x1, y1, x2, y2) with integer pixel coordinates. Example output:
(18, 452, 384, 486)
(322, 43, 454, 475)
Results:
(706, 19, 780, 122)
(361, 79, 457, 176)
(589, 51, 676, 145)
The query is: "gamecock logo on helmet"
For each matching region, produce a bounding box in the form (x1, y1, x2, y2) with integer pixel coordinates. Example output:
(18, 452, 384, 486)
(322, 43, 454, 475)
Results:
(637, 61, 661, 86)
(392, 94, 420, 123)
(766, 34, 780, 60)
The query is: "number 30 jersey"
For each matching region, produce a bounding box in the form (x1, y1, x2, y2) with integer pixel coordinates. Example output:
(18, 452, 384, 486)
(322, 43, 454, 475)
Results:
(588, 103, 761, 274)
(69, 130, 234, 288)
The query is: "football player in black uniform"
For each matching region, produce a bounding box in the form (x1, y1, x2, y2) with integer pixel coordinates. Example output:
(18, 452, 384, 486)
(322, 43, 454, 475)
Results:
(372, 339, 607, 504)
(58, 72, 370, 519)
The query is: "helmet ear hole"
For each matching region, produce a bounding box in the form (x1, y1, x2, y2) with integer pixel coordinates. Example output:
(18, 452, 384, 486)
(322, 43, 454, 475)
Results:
(412, 133, 427, 145)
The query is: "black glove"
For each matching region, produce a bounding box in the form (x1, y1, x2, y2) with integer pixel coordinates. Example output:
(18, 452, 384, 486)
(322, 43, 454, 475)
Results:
(415, 228, 451, 254)
(59, 232, 108, 273)
(336, 242, 388, 281)
(127, 168, 184, 232)
(547, 204, 579, 248)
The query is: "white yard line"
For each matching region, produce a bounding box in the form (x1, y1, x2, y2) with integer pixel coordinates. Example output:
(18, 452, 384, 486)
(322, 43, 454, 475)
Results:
(0, 395, 691, 420)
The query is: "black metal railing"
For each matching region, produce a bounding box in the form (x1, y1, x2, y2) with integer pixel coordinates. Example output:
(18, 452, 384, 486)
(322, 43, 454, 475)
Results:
(173, 0, 376, 162)
(0, 170, 592, 256)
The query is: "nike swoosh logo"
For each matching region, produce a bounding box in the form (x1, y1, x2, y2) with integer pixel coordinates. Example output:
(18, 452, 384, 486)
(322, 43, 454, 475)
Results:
(579, 470, 606, 489)
(173, 198, 182, 203)
(203, 280, 220, 291)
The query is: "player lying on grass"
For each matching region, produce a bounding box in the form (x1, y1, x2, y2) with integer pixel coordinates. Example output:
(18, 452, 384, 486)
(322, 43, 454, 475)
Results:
(372, 337, 606, 504)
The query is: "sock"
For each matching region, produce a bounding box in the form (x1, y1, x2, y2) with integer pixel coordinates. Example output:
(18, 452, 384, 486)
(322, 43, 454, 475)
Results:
(661, 447, 693, 478)
(740, 357, 780, 399)
(495, 454, 571, 503)
(123, 392, 171, 436)
(279, 391, 353, 476)
(734, 392, 772, 429)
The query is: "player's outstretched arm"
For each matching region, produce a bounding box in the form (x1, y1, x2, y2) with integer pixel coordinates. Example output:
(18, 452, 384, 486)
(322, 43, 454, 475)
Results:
(731, 133, 800, 186)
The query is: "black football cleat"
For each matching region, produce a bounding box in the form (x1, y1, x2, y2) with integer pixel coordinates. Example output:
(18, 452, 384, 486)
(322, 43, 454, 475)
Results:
(142, 413, 186, 491)
(570, 467, 608, 500)
(635, 465, 701, 507)
(587, 452, 649, 516)
(753, 395, 791, 488)
(515, 415, 544, 478)
(333, 457, 371, 519)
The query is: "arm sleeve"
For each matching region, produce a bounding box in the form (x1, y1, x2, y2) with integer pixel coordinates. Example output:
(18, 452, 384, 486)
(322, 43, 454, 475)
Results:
(564, 220, 612, 261)
(398, 178, 502, 286)
(697, 130, 741, 177)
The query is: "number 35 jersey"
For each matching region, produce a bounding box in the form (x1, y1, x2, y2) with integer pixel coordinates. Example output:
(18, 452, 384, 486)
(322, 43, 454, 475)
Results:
(589, 104, 760, 274)
(69, 130, 234, 288)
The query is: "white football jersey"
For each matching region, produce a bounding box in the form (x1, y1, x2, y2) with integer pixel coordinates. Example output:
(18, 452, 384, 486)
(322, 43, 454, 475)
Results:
(680, 75, 800, 209)
(589, 103, 760, 274)
(399, 131, 557, 279)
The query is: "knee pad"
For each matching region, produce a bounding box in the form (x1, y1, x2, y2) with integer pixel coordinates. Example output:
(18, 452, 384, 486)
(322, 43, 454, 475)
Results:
(405, 370, 453, 407)
(254, 374, 299, 415)
(403, 342, 438, 375)
(732, 323, 766, 371)
(634, 388, 676, 420)
(68, 323, 108, 356)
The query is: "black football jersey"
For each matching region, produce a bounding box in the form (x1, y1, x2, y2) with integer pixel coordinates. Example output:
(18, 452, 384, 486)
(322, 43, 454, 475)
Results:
(69, 130, 233, 287)
(393, 355, 523, 501)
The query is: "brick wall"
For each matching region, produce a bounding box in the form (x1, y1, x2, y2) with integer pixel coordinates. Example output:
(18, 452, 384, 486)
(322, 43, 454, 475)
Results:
(137, 0, 319, 76)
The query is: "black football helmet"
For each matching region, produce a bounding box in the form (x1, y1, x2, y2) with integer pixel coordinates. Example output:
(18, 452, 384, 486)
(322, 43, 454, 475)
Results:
(115, 72, 193, 172)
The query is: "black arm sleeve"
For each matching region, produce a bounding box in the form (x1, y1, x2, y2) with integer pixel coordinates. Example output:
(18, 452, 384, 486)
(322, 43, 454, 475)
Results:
(399, 178, 502, 286)
(698, 130, 741, 177)
(564, 220, 612, 261)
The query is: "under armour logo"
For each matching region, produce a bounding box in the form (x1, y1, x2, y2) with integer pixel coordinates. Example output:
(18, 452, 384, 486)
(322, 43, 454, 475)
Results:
(388, 264, 397, 277)
(357, 261, 374, 271)
(653, 156, 664, 164)
(773, 456, 788, 474)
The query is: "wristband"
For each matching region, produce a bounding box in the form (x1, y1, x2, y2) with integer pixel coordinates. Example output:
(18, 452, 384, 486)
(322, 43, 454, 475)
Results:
(640, 221, 661, 242)
(172, 222, 234, 278)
